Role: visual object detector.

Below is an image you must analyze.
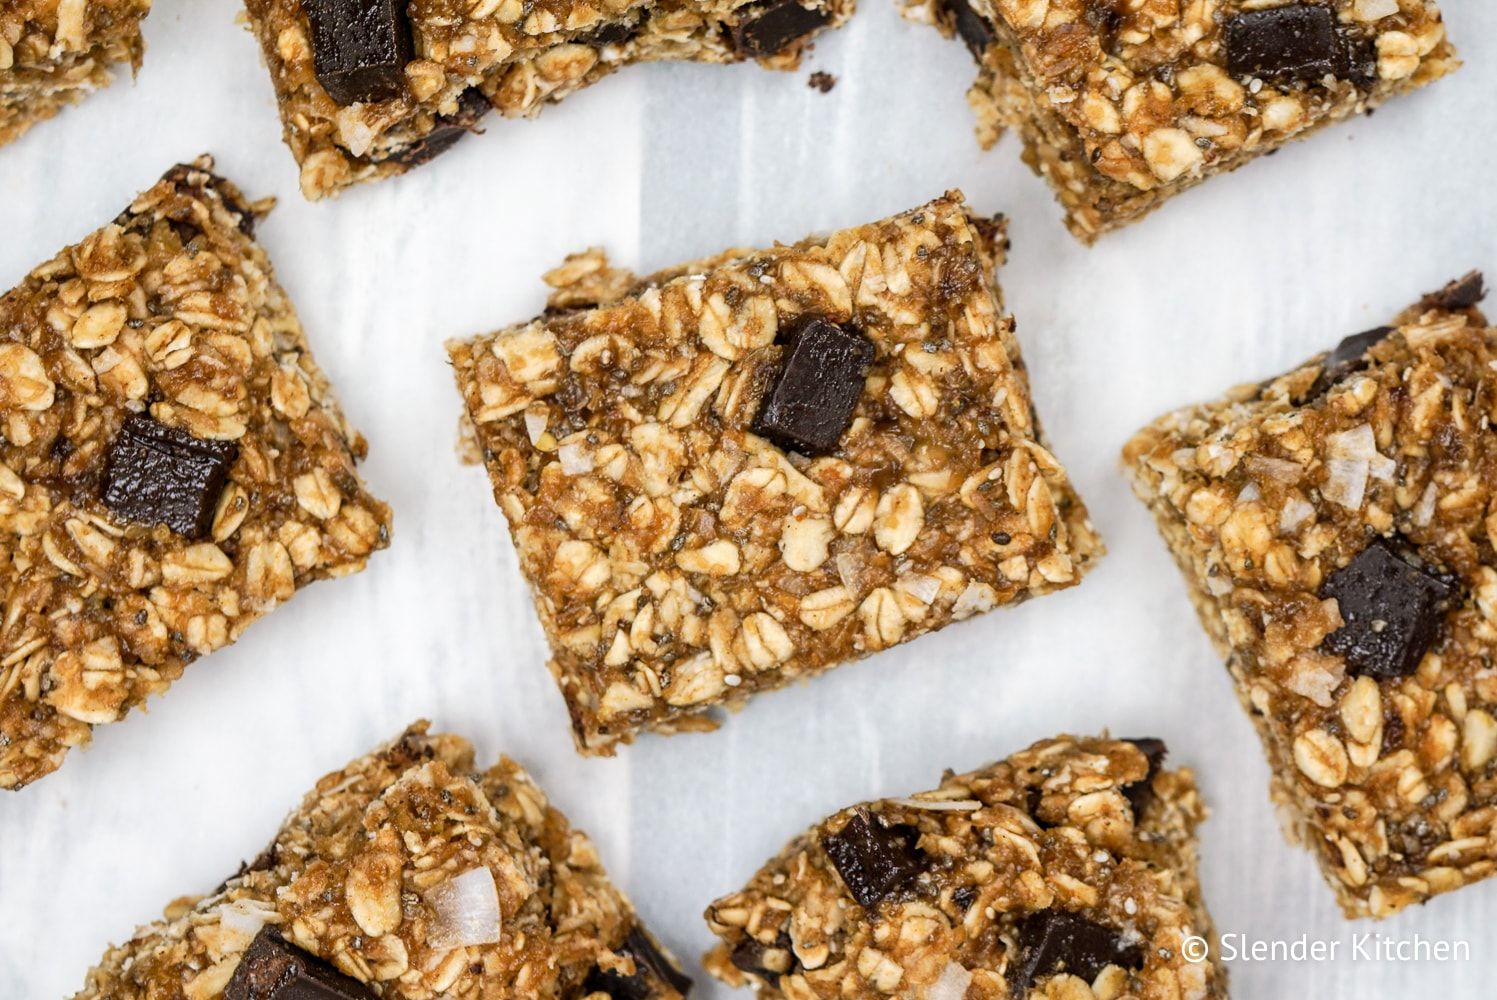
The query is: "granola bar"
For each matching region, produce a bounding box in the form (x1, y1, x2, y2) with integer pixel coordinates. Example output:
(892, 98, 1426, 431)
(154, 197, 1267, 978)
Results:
(448, 193, 1103, 755)
(1122, 273, 1497, 918)
(703, 735, 1225, 1000)
(905, 0, 1457, 242)
(242, 0, 853, 199)
(74, 721, 693, 1000)
(0, 156, 392, 791)
(0, 0, 152, 149)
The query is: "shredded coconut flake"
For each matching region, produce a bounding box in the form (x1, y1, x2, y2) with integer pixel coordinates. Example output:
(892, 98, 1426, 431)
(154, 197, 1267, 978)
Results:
(1369, 452, 1397, 482)
(425, 867, 502, 951)
(217, 899, 277, 951)
(898, 574, 942, 605)
(1245, 454, 1302, 483)
(926, 962, 972, 1000)
(558, 441, 593, 475)
(835, 553, 861, 594)
(1414, 481, 1439, 527)
(1322, 424, 1381, 509)
(887, 797, 982, 812)
(1280, 497, 1315, 535)
(523, 410, 547, 446)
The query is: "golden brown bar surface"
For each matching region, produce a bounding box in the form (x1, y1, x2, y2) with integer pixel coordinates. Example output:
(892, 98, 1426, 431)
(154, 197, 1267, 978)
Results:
(75, 722, 693, 1000)
(1124, 274, 1497, 918)
(0, 156, 391, 791)
(242, 0, 854, 198)
(906, 0, 1457, 242)
(0, 0, 152, 148)
(449, 193, 1102, 755)
(704, 735, 1225, 1000)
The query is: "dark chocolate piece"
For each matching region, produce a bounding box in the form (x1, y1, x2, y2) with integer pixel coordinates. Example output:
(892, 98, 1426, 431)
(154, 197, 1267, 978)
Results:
(730, 0, 831, 59)
(158, 161, 260, 237)
(100, 415, 238, 539)
(941, 0, 993, 62)
(303, 0, 414, 106)
(953, 885, 979, 911)
(1225, 5, 1344, 83)
(1321, 538, 1458, 679)
(727, 930, 793, 988)
(1008, 911, 1145, 993)
(1120, 737, 1166, 818)
(224, 926, 377, 1000)
(1304, 325, 1395, 400)
(579, 10, 651, 48)
(386, 88, 490, 168)
(822, 812, 926, 909)
(752, 317, 873, 456)
(582, 926, 693, 1000)
(1421, 271, 1488, 313)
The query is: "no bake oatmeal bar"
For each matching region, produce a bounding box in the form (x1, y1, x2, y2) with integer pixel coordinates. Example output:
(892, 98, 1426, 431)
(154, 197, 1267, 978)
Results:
(242, 0, 853, 199)
(448, 193, 1102, 755)
(1123, 273, 1497, 918)
(906, 0, 1457, 242)
(0, 0, 152, 149)
(704, 735, 1225, 1000)
(76, 721, 693, 1000)
(0, 156, 391, 791)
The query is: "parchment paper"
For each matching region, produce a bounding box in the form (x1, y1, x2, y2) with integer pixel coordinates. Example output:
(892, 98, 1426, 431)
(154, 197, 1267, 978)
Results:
(2, 2, 1495, 996)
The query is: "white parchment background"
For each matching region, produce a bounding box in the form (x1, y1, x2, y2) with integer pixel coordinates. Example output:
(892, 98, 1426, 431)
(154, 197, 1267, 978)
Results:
(2, 1, 1496, 996)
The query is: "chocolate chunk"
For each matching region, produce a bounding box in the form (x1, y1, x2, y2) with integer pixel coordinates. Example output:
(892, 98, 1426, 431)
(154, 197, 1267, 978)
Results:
(940, 0, 993, 61)
(387, 88, 490, 168)
(1422, 271, 1487, 313)
(582, 926, 693, 1000)
(304, 0, 414, 106)
(822, 812, 926, 909)
(1338, 30, 1378, 87)
(1302, 325, 1393, 401)
(1321, 538, 1459, 679)
(1324, 325, 1394, 381)
(101, 415, 237, 539)
(1120, 737, 1166, 818)
(1008, 911, 1145, 993)
(953, 886, 979, 911)
(728, 930, 792, 987)
(158, 161, 260, 237)
(1224, 5, 1345, 83)
(580, 10, 651, 48)
(752, 317, 873, 456)
(225, 926, 377, 1000)
(730, 0, 831, 59)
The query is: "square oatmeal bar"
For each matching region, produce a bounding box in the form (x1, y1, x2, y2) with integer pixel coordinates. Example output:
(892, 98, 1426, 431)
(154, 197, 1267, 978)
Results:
(704, 735, 1225, 1000)
(1, 0, 152, 149)
(449, 193, 1102, 755)
(75, 722, 692, 1000)
(242, 0, 854, 198)
(0, 156, 391, 791)
(907, 0, 1457, 242)
(1124, 273, 1497, 917)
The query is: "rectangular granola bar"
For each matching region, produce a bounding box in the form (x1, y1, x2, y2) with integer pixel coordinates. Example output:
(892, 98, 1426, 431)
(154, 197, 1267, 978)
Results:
(704, 735, 1225, 999)
(75, 721, 693, 1000)
(242, 0, 853, 199)
(0, 156, 391, 791)
(1123, 273, 1497, 918)
(0, 0, 152, 149)
(448, 193, 1102, 755)
(907, 0, 1457, 242)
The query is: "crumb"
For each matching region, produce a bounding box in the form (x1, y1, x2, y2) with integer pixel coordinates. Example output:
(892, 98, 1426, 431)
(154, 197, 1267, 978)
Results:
(808, 71, 837, 93)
